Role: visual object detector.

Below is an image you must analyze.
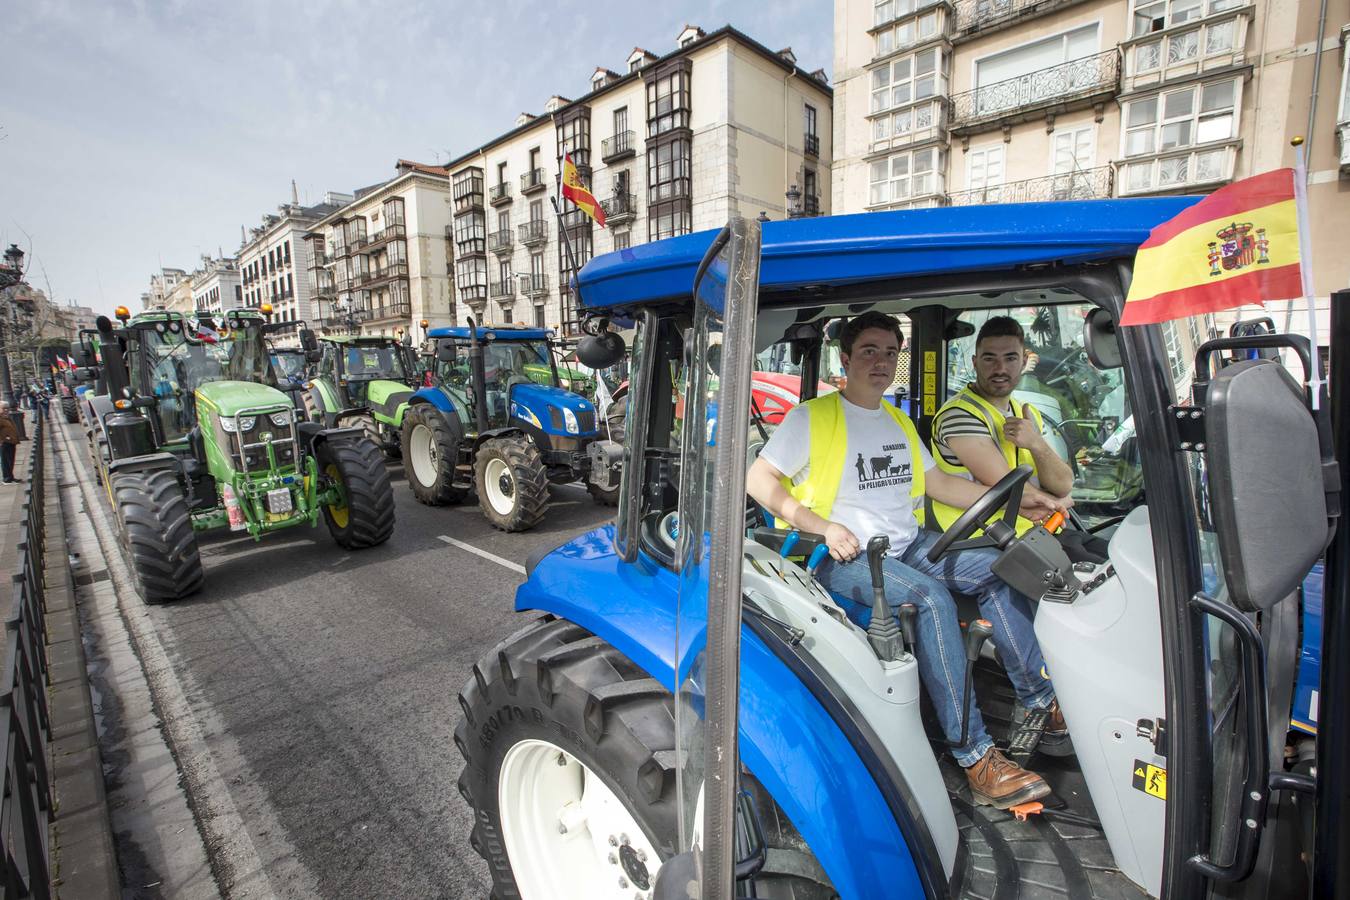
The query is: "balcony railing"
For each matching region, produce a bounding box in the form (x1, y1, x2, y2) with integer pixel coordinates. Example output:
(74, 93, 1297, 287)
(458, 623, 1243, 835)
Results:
(952, 0, 1085, 37)
(349, 233, 369, 252)
(804, 133, 820, 157)
(600, 192, 638, 225)
(364, 262, 410, 286)
(489, 183, 513, 205)
(521, 168, 548, 194)
(602, 130, 637, 162)
(947, 166, 1114, 206)
(518, 220, 548, 247)
(560, 207, 592, 231)
(488, 229, 514, 254)
(949, 50, 1119, 133)
(364, 300, 413, 322)
(490, 279, 515, 299)
(803, 193, 821, 216)
(362, 224, 406, 253)
(520, 274, 550, 298)
(309, 251, 328, 269)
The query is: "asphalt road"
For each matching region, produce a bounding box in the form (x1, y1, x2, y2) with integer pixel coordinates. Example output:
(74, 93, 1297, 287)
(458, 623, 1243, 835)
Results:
(65, 418, 615, 899)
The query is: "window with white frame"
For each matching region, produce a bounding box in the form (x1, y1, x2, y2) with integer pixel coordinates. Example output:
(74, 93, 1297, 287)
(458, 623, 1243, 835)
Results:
(1131, 0, 1242, 37)
(1123, 79, 1237, 157)
(874, 0, 936, 27)
(871, 99, 941, 142)
(869, 147, 944, 205)
(974, 24, 1099, 88)
(966, 144, 1004, 191)
(1052, 126, 1095, 173)
(874, 8, 941, 57)
(1131, 15, 1239, 74)
(870, 48, 944, 115)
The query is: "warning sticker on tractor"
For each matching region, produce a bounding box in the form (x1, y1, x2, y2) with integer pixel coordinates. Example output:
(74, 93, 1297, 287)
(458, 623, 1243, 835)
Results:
(1132, 761, 1167, 800)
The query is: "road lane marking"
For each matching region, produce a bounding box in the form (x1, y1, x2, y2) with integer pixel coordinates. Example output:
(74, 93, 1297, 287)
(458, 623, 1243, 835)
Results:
(437, 535, 526, 574)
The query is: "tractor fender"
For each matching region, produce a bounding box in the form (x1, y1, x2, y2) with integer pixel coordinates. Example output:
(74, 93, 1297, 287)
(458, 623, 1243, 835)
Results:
(517, 525, 938, 900)
(106, 451, 182, 478)
(408, 386, 457, 417)
(304, 424, 364, 454)
(86, 393, 116, 428)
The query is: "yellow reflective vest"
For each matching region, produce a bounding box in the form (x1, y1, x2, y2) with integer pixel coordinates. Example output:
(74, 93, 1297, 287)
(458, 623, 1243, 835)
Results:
(776, 391, 926, 529)
(929, 386, 1044, 536)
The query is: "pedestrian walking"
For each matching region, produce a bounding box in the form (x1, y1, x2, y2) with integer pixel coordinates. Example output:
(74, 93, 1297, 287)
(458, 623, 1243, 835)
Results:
(0, 400, 24, 483)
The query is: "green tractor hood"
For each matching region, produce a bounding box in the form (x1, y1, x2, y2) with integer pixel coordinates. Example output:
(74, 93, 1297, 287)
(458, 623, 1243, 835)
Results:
(195, 381, 292, 417)
(364, 379, 415, 426)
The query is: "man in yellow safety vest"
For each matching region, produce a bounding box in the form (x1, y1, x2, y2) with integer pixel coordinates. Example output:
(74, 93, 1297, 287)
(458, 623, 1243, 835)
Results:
(931, 315, 1107, 562)
(747, 311, 1068, 810)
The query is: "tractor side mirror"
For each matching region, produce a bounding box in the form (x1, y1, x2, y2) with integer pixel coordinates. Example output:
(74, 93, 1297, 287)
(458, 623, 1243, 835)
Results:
(435, 339, 458, 364)
(1203, 359, 1331, 611)
(1083, 308, 1121, 369)
(299, 328, 318, 353)
(305, 349, 322, 364)
(575, 331, 625, 368)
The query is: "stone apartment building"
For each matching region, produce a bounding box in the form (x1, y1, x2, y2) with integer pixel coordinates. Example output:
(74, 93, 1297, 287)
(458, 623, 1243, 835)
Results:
(237, 187, 352, 329)
(832, 0, 1350, 309)
(140, 267, 190, 312)
(443, 24, 834, 335)
(302, 160, 455, 337)
(190, 254, 242, 317)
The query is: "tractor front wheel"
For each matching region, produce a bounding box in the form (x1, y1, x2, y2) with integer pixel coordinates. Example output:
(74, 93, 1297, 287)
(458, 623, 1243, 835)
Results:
(61, 396, 79, 424)
(586, 480, 620, 507)
(402, 406, 467, 506)
(111, 469, 204, 602)
(474, 437, 548, 532)
(317, 438, 396, 549)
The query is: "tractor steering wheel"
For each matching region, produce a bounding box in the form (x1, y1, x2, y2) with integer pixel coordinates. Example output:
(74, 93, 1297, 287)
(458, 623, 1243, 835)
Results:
(926, 465, 1034, 563)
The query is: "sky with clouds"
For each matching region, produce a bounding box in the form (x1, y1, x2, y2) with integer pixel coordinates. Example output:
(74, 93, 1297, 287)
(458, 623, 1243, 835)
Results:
(2, 0, 832, 317)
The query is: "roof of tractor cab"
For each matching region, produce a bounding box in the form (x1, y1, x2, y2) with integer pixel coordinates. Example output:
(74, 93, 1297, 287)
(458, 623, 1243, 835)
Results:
(427, 326, 554, 341)
(319, 334, 404, 345)
(575, 197, 1202, 312)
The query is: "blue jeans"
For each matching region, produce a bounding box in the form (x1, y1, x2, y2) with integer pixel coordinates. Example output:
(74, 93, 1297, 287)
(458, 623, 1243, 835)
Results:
(816, 530, 1055, 766)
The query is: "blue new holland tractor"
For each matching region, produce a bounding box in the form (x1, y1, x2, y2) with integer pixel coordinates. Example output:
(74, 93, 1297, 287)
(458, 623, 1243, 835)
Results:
(455, 208, 1348, 899)
(400, 321, 621, 531)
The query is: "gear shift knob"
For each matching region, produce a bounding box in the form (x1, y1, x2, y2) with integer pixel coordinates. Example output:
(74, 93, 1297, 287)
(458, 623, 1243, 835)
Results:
(865, 535, 904, 662)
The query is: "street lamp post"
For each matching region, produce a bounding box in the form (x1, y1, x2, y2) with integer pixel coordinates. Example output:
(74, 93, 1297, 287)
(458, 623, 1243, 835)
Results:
(0, 243, 28, 405)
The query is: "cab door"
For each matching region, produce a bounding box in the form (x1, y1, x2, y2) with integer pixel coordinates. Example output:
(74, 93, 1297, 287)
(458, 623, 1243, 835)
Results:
(670, 217, 762, 898)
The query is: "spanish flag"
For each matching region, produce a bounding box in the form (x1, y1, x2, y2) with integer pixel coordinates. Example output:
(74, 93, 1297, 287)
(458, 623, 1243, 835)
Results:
(561, 153, 606, 228)
(1120, 169, 1303, 326)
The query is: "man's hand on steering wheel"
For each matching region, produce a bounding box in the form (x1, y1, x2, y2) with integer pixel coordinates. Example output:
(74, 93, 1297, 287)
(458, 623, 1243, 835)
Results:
(927, 465, 1034, 563)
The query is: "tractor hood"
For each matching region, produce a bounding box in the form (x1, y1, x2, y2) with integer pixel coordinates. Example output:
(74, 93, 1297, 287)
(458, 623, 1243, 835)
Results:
(510, 382, 598, 436)
(195, 381, 291, 417)
(364, 379, 415, 425)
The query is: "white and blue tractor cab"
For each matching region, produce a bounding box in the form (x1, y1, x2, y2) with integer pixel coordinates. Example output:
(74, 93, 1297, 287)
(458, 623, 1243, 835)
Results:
(454, 205, 1347, 900)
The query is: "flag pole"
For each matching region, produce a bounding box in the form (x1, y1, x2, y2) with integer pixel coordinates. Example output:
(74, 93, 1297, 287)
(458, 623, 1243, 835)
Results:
(1291, 136, 1322, 409)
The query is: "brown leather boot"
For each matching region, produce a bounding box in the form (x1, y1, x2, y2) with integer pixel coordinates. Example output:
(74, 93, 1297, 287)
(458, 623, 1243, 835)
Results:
(965, 748, 1051, 809)
(1046, 700, 1067, 737)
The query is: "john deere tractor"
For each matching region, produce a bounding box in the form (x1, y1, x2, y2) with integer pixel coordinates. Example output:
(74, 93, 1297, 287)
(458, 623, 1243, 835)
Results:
(85, 306, 395, 601)
(399, 320, 620, 531)
(302, 333, 417, 456)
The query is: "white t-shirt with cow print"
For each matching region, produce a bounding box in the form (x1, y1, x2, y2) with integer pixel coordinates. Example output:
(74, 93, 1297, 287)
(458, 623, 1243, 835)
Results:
(760, 395, 936, 557)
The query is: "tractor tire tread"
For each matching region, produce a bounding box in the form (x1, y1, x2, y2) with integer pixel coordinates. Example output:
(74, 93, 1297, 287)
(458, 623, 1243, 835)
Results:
(112, 469, 204, 602)
(474, 437, 549, 533)
(402, 405, 467, 506)
(320, 437, 396, 549)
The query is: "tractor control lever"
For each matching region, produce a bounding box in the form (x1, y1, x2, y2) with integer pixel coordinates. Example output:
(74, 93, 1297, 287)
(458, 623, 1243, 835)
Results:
(806, 544, 830, 574)
(865, 536, 905, 663)
(897, 603, 918, 654)
(956, 619, 994, 748)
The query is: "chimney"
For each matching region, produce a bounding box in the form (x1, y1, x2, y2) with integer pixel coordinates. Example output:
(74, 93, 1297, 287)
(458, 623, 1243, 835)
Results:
(291, 179, 300, 205)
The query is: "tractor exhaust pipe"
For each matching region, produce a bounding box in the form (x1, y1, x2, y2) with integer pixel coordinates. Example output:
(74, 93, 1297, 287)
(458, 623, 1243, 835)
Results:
(466, 316, 489, 433)
(95, 315, 130, 400)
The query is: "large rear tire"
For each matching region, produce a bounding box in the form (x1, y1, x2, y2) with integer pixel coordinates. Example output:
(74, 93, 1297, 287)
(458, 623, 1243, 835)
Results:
(317, 437, 396, 549)
(455, 617, 837, 900)
(474, 436, 548, 532)
(111, 469, 204, 602)
(402, 405, 467, 506)
(61, 396, 79, 424)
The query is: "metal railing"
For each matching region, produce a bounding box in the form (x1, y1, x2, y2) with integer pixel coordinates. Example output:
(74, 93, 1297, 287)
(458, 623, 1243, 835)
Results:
(804, 133, 820, 157)
(952, 0, 1082, 35)
(601, 192, 638, 223)
(490, 279, 515, 299)
(947, 166, 1114, 205)
(520, 168, 548, 194)
(5, 410, 53, 900)
(489, 183, 512, 204)
(488, 229, 514, 253)
(520, 274, 550, 297)
(602, 130, 636, 161)
(518, 220, 548, 246)
(949, 50, 1119, 130)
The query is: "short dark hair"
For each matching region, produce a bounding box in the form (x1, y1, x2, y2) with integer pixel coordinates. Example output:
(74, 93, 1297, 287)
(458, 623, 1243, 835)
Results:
(840, 312, 904, 355)
(976, 315, 1025, 350)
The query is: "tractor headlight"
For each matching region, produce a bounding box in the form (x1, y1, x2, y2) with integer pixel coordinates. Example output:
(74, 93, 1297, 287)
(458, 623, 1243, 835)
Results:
(559, 378, 571, 389)
(221, 415, 257, 433)
(269, 411, 292, 427)
(563, 407, 579, 434)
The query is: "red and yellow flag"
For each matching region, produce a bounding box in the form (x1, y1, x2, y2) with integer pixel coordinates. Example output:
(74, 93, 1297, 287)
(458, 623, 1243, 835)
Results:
(561, 153, 606, 228)
(1120, 168, 1302, 326)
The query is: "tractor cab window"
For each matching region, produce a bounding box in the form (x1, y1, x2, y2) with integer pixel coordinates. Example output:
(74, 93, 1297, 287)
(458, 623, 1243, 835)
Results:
(271, 351, 307, 385)
(946, 302, 1136, 528)
(342, 346, 407, 382)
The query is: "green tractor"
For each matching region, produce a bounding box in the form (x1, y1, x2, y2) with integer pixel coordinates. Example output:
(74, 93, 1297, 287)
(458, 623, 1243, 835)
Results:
(302, 333, 417, 456)
(85, 307, 396, 601)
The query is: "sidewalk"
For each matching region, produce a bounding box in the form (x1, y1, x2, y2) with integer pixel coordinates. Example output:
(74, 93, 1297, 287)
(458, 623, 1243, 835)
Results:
(1, 411, 120, 899)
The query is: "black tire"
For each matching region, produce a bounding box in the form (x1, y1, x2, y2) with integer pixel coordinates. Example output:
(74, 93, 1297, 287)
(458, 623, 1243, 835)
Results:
(586, 479, 620, 507)
(401, 405, 467, 506)
(474, 436, 549, 532)
(111, 469, 204, 602)
(61, 396, 79, 424)
(455, 616, 836, 900)
(316, 437, 396, 549)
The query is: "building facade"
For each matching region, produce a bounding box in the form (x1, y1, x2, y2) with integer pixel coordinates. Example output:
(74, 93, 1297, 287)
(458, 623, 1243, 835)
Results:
(303, 161, 454, 337)
(444, 25, 834, 335)
(237, 189, 351, 328)
(190, 255, 242, 317)
(833, 0, 1350, 312)
(141, 267, 189, 311)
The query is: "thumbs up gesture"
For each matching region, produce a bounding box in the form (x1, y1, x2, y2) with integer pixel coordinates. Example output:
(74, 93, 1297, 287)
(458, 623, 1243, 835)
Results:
(1002, 406, 1043, 450)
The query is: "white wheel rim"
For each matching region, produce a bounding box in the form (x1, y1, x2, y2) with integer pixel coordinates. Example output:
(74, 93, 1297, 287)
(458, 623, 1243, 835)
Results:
(498, 739, 662, 900)
(409, 423, 437, 487)
(484, 457, 515, 515)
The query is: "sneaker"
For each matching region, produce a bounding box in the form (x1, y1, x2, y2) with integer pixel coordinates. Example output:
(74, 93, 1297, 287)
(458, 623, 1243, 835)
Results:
(965, 747, 1051, 809)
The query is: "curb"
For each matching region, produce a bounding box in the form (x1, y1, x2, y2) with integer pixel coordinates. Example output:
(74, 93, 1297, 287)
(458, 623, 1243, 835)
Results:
(43, 427, 120, 899)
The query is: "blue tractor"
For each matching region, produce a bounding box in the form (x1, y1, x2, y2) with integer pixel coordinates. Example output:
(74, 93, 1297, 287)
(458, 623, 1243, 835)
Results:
(455, 209, 1347, 899)
(400, 320, 621, 531)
